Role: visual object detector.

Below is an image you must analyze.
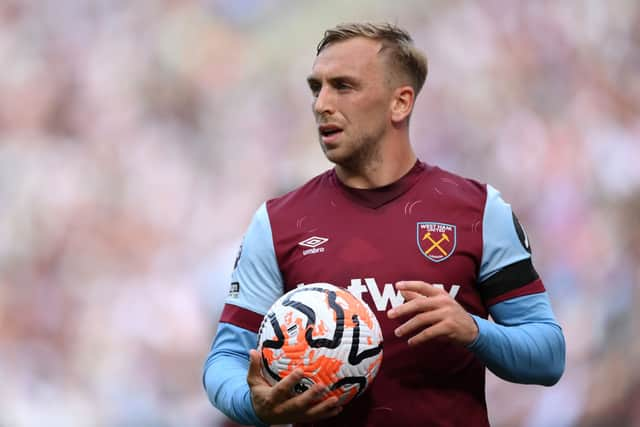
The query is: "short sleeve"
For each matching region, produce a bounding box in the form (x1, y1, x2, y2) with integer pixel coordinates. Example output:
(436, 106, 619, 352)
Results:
(221, 202, 284, 331)
(478, 185, 544, 306)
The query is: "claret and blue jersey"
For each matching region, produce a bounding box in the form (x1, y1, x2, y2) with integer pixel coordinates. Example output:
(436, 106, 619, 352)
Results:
(204, 161, 565, 427)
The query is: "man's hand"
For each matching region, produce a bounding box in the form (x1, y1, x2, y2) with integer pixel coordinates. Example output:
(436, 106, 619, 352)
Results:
(386, 281, 479, 346)
(247, 349, 343, 425)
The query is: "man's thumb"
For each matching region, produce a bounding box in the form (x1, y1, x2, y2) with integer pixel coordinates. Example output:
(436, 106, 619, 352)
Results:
(247, 349, 263, 381)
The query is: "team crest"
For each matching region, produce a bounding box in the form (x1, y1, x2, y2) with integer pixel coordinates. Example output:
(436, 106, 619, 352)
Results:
(417, 222, 456, 263)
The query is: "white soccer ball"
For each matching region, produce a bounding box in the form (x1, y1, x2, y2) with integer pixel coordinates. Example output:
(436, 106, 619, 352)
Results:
(257, 283, 383, 405)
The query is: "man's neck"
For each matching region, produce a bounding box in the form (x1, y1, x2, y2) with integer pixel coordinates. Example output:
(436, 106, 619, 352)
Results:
(335, 147, 417, 189)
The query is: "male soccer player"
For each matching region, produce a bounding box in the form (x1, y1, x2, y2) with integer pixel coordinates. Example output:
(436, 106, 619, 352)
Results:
(203, 22, 565, 427)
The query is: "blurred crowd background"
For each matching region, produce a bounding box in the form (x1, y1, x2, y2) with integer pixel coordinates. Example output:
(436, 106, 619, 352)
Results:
(1, 0, 638, 426)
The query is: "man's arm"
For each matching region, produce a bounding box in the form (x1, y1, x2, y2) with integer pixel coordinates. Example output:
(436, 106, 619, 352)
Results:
(471, 184, 565, 385)
(387, 282, 565, 385)
(203, 323, 266, 426)
(467, 292, 565, 385)
(202, 202, 343, 425)
(388, 184, 566, 385)
(202, 202, 281, 425)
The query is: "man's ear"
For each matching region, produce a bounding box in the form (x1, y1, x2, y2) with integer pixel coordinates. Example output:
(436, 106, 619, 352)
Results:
(390, 85, 415, 124)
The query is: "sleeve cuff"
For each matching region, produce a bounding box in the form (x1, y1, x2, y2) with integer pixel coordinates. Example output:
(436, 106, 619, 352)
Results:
(243, 388, 269, 427)
(465, 314, 489, 351)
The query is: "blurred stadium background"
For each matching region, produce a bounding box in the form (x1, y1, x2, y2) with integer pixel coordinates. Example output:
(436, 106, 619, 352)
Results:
(0, 0, 639, 426)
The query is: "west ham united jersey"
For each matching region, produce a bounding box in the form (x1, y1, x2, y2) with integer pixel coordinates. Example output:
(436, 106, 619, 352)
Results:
(218, 161, 544, 427)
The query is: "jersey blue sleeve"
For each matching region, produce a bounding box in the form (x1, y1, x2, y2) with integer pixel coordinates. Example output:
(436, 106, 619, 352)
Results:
(226, 202, 284, 316)
(479, 185, 532, 282)
(203, 323, 267, 426)
(467, 293, 565, 385)
(203, 202, 283, 425)
(471, 185, 565, 385)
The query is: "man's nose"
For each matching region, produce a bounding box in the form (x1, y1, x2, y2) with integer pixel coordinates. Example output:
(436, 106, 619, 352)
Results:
(313, 87, 335, 116)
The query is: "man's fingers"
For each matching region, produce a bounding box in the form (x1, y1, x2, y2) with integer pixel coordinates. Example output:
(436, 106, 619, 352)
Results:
(270, 368, 305, 402)
(399, 289, 422, 301)
(407, 321, 448, 346)
(265, 384, 325, 421)
(387, 293, 446, 319)
(247, 349, 267, 385)
(387, 297, 425, 319)
(247, 350, 342, 423)
(396, 280, 443, 296)
(304, 396, 343, 420)
(294, 384, 327, 406)
(387, 281, 453, 320)
(394, 308, 445, 337)
(279, 393, 342, 422)
(276, 384, 328, 415)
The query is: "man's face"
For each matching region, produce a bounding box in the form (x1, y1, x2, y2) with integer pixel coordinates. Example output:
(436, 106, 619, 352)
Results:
(307, 37, 393, 167)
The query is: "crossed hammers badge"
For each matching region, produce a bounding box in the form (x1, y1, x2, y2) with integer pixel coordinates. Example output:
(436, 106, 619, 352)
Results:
(417, 222, 456, 262)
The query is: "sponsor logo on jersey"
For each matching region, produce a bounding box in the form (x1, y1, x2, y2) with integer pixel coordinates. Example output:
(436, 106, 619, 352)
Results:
(417, 222, 456, 263)
(297, 278, 461, 311)
(298, 236, 329, 256)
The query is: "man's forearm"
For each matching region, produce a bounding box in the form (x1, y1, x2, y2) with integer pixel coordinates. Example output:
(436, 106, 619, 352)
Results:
(467, 293, 566, 385)
(203, 323, 267, 426)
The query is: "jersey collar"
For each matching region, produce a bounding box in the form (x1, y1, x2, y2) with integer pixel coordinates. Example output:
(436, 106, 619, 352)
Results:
(331, 160, 429, 209)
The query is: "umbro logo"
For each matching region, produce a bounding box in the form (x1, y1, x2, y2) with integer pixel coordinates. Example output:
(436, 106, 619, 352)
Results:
(299, 236, 328, 248)
(299, 236, 328, 256)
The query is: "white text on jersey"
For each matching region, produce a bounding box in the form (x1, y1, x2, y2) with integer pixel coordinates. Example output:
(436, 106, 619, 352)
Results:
(296, 279, 460, 311)
(347, 278, 460, 311)
(299, 236, 329, 256)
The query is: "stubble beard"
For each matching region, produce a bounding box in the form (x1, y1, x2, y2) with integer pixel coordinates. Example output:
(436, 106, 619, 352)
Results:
(321, 127, 384, 174)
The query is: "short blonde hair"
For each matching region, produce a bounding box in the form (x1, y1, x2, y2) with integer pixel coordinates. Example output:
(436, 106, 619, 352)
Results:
(317, 22, 428, 95)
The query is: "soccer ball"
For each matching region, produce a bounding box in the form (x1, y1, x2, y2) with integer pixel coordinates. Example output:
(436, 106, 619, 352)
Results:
(257, 283, 383, 405)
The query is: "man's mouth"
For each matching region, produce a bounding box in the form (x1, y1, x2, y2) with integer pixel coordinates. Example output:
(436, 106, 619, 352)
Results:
(318, 125, 343, 143)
